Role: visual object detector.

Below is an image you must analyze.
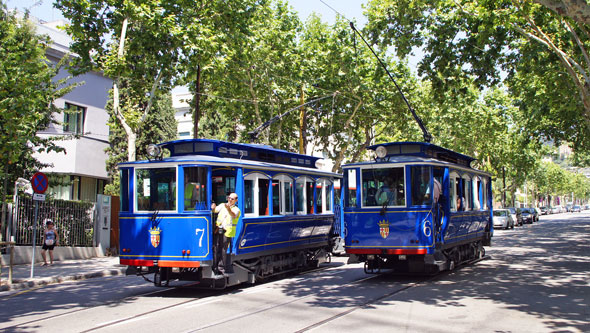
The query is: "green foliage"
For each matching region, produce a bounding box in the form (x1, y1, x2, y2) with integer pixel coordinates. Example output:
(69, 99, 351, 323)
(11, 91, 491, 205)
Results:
(365, 0, 590, 153)
(0, 6, 74, 186)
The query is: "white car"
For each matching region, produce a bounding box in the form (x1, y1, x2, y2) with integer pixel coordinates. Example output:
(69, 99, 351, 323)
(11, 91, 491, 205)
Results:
(493, 209, 514, 230)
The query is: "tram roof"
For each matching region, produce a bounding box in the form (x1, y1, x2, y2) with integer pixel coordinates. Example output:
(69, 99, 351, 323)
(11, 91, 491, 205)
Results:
(349, 141, 477, 168)
(122, 139, 334, 173)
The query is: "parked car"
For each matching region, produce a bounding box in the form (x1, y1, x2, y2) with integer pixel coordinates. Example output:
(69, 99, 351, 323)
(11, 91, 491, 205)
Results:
(493, 209, 514, 229)
(519, 208, 535, 224)
(551, 206, 562, 214)
(565, 204, 573, 212)
(506, 207, 521, 226)
(585, 204, 590, 210)
(573, 205, 582, 212)
(540, 206, 549, 215)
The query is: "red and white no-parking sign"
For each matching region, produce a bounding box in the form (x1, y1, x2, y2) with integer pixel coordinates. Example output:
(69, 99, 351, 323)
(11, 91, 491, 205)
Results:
(31, 172, 49, 194)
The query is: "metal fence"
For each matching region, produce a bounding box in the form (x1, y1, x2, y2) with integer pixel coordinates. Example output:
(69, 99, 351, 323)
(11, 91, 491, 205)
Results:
(13, 195, 94, 246)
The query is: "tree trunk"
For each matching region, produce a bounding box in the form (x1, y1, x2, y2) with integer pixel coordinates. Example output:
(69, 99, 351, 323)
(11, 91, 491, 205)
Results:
(193, 65, 201, 139)
(0, 165, 7, 242)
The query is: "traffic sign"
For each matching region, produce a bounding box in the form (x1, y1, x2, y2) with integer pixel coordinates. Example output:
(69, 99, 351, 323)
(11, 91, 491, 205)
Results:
(31, 172, 49, 194)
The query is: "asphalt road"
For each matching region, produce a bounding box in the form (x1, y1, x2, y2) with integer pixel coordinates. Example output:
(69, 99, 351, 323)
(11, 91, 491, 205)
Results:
(1, 211, 588, 332)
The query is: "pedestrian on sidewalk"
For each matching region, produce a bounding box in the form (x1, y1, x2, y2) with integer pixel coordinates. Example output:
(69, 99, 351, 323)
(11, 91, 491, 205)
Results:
(41, 219, 59, 266)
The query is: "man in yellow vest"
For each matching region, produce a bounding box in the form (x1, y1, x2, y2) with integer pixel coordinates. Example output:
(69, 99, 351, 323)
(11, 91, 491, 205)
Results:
(211, 193, 240, 274)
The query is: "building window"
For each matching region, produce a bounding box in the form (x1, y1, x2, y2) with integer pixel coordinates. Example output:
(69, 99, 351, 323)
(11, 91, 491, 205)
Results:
(64, 103, 86, 134)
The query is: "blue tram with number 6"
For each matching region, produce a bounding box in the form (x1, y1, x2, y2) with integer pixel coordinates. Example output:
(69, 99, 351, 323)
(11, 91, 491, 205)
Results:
(118, 139, 342, 288)
(342, 142, 493, 274)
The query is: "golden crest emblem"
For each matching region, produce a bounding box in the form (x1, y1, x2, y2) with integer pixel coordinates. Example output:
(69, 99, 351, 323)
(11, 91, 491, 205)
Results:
(378, 219, 389, 239)
(149, 227, 161, 248)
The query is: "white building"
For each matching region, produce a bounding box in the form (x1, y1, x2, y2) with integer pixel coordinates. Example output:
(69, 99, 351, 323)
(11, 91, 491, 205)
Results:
(32, 18, 112, 202)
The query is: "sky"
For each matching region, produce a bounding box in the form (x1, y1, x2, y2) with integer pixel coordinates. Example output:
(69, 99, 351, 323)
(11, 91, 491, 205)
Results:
(7, 0, 368, 27)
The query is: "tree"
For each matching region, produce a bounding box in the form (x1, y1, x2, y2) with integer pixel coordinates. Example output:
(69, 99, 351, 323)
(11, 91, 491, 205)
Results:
(0, 6, 73, 240)
(104, 90, 177, 195)
(364, 0, 590, 154)
(56, 0, 266, 163)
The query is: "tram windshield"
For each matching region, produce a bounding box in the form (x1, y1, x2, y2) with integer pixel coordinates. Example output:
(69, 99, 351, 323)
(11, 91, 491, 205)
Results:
(136, 168, 176, 211)
(361, 167, 405, 207)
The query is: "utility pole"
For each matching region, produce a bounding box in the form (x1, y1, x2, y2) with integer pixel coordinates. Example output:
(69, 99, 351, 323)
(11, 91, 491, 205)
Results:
(299, 85, 306, 154)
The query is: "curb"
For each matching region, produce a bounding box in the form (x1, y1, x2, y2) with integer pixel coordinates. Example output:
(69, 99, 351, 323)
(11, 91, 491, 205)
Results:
(0, 267, 127, 292)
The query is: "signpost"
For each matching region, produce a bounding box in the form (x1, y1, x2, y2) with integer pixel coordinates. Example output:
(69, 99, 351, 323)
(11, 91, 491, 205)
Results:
(30, 172, 48, 278)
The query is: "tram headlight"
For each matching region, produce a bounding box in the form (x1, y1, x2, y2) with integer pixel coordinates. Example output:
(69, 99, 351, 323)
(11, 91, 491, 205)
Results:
(375, 146, 387, 158)
(147, 144, 162, 159)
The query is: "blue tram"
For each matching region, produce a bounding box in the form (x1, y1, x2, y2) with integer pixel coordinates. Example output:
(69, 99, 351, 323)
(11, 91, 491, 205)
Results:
(342, 142, 493, 274)
(118, 139, 342, 288)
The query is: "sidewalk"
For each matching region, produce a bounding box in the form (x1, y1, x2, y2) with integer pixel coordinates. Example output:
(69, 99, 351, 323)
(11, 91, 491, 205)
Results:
(0, 256, 127, 292)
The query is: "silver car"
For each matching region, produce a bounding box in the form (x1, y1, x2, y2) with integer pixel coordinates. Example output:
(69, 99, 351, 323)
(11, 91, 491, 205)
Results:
(493, 209, 514, 229)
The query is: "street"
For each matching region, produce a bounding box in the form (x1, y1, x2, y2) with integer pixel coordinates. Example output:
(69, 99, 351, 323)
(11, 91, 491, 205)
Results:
(1, 212, 588, 333)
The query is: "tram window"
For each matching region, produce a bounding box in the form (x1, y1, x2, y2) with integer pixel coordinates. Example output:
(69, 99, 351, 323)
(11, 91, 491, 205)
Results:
(450, 176, 457, 212)
(296, 177, 314, 214)
(306, 181, 314, 214)
(481, 179, 489, 210)
(120, 169, 130, 212)
(345, 169, 357, 207)
(411, 166, 432, 206)
(212, 176, 236, 205)
(136, 168, 176, 211)
(258, 178, 269, 216)
(326, 181, 333, 212)
(244, 180, 254, 214)
(316, 182, 323, 214)
(463, 175, 472, 210)
(315, 178, 334, 213)
(272, 180, 280, 215)
(296, 180, 305, 214)
(474, 177, 481, 210)
(272, 175, 294, 215)
(361, 167, 404, 207)
(244, 173, 270, 216)
(183, 167, 207, 211)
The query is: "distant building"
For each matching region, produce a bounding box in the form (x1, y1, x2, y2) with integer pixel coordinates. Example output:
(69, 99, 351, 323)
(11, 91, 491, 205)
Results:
(30, 17, 111, 202)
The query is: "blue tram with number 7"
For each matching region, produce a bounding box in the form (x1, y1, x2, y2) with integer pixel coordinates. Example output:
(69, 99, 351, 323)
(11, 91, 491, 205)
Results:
(342, 142, 493, 274)
(118, 139, 342, 288)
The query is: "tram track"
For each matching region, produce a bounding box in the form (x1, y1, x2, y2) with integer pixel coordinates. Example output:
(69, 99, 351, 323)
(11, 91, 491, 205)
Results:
(2, 263, 340, 332)
(82, 259, 485, 332)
